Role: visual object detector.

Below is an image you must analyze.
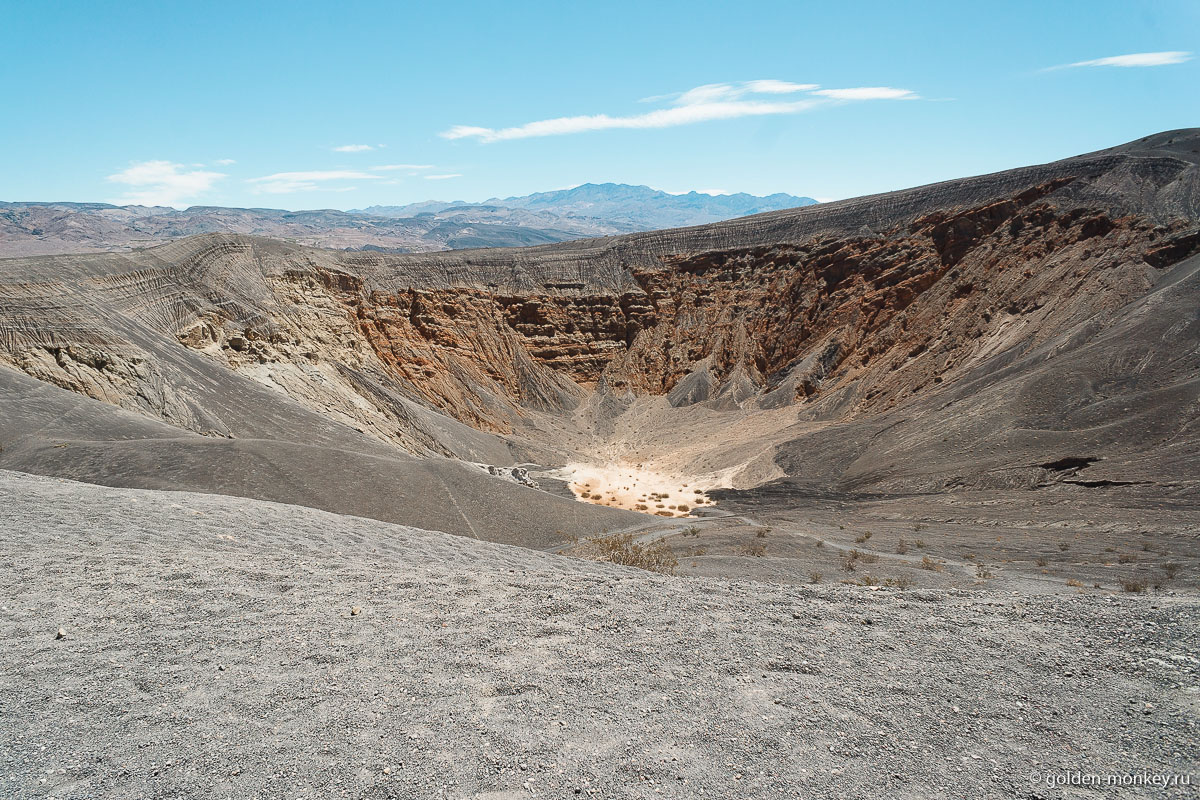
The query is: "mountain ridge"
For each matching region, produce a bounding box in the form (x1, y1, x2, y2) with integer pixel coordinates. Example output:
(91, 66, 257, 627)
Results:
(0, 183, 816, 257)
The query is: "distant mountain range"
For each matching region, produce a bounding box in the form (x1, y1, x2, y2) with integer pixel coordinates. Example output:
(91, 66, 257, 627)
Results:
(0, 184, 815, 257)
(358, 183, 816, 232)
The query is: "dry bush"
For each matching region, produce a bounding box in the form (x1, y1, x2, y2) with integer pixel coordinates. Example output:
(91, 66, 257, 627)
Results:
(914, 539, 927, 549)
(1058, 542, 1071, 552)
(745, 543, 767, 557)
(975, 564, 993, 579)
(571, 533, 678, 575)
(809, 571, 823, 584)
(921, 556, 944, 572)
(1066, 579, 1083, 588)
(1035, 557, 1048, 567)
(1117, 553, 1137, 564)
(895, 538, 909, 555)
(1119, 578, 1145, 593)
(842, 554, 858, 573)
(854, 532, 873, 544)
(1163, 562, 1181, 580)
(756, 528, 769, 538)
(682, 526, 700, 538)
(850, 549, 878, 564)
(677, 504, 690, 513)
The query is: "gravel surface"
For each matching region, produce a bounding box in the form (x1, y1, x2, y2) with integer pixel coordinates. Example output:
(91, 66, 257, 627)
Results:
(1, 470, 1196, 799)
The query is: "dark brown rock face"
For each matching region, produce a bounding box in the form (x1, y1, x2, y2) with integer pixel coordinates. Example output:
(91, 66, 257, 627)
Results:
(309, 188, 1183, 427)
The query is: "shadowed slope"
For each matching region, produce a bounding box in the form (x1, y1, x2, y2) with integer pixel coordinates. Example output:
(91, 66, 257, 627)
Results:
(0, 366, 641, 546)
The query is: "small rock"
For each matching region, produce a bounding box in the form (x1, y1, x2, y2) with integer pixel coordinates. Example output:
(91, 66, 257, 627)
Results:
(55, 627, 66, 640)
(351, 606, 362, 616)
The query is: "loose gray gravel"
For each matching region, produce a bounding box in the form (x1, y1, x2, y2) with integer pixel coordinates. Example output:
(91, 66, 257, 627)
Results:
(0, 470, 1196, 799)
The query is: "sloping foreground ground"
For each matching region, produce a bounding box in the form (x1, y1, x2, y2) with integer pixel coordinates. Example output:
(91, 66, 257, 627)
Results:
(0, 471, 1195, 799)
(0, 365, 642, 549)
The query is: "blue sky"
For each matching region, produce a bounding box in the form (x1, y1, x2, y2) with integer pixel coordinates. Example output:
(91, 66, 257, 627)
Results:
(2, 0, 1196, 210)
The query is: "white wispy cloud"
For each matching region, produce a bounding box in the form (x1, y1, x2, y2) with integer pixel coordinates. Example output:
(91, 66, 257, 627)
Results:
(214, 158, 237, 166)
(333, 144, 375, 152)
(1048, 51, 1192, 70)
(813, 87, 917, 100)
(107, 160, 226, 208)
(247, 170, 381, 193)
(424, 173, 463, 180)
(371, 164, 435, 171)
(441, 79, 917, 142)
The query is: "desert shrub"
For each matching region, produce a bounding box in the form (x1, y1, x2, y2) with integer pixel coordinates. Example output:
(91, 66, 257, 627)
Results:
(571, 533, 678, 575)
(912, 522, 926, 532)
(1119, 578, 1145, 593)
(746, 543, 766, 557)
(756, 529, 769, 538)
(1117, 553, 1136, 564)
(895, 538, 909, 555)
(921, 556, 944, 572)
(1058, 542, 1071, 552)
(814, 539, 825, 548)
(1163, 562, 1181, 580)
(914, 539, 927, 549)
(682, 526, 700, 538)
(885, 575, 914, 589)
(1035, 557, 1048, 567)
(842, 555, 858, 573)
(854, 532, 873, 544)
(1066, 579, 1083, 587)
(809, 571, 823, 584)
(850, 549, 878, 564)
(677, 504, 690, 513)
(975, 564, 993, 579)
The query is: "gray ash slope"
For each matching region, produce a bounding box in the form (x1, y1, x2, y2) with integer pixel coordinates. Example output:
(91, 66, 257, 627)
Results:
(1, 470, 1196, 799)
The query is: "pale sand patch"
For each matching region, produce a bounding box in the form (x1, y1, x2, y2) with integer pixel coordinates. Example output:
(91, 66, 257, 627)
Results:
(563, 462, 715, 517)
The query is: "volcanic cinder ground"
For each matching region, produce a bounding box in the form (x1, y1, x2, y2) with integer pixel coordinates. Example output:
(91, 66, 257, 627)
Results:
(1, 130, 1199, 798)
